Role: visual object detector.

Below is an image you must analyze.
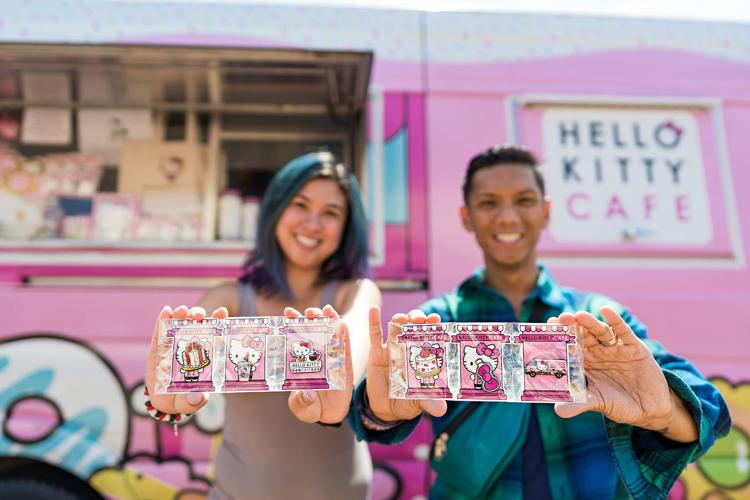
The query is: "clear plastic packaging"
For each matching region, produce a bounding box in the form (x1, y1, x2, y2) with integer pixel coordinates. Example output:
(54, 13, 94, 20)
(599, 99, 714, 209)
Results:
(154, 316, 347, 394)
(390, 322, 586, 403)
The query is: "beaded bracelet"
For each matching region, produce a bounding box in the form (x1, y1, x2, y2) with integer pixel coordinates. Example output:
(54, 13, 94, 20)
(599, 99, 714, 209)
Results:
(143, 386, 193, 434)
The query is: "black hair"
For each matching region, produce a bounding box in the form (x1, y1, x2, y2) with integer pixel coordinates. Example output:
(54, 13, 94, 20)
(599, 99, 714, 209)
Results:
(462, 145, 545, 203)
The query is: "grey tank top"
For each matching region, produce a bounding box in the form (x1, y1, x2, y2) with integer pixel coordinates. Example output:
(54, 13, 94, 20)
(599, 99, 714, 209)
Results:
(208, 281, 372, 500)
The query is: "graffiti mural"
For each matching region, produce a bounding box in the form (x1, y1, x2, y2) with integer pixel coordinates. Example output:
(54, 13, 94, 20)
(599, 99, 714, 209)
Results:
(0, 334, 428, 499)
(672, 378, 750, 500)
(0, 335, 221, 498)
(0, 336, 129, 476)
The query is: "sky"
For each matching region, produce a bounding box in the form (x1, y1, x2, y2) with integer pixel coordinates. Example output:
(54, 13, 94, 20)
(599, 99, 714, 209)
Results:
(122, 0, 750, 24)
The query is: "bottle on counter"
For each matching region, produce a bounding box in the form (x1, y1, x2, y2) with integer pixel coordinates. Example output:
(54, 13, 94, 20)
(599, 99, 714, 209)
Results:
(241, 195, 260, 245)
(39, 196, 63, 238)
(218, 188, 242, 240)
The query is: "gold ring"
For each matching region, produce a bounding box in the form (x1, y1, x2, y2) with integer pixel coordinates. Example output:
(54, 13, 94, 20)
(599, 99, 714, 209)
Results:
(603, 333, 618, 346)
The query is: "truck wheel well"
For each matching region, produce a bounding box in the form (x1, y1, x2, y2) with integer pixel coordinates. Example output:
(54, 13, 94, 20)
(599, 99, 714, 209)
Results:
(0, 457, 103, 500)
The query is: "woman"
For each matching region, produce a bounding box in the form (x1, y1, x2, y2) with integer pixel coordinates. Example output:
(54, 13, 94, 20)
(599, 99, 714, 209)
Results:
(144, 151, 379, 499)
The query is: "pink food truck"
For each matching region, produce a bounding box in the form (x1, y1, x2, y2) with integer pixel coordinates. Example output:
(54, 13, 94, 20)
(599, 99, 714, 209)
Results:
(525, 359, 567, 379)
(0, 2, 748, 499)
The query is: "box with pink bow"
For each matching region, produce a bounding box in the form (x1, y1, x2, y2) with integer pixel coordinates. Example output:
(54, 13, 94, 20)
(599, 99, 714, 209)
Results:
(153, 316, 347, 394)
(452, 324, 510, 401)
(390, 322, 586, 403)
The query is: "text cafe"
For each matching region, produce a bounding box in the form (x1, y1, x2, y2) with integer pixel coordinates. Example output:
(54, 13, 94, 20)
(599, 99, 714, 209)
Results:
(540, 107, 713, 246)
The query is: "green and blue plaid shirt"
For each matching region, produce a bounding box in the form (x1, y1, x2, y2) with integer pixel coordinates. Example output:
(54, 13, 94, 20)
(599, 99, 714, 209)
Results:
(351, 266, 730, 499)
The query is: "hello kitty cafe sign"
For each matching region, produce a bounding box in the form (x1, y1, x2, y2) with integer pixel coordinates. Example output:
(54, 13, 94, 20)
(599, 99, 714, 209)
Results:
(541, 108, 712, 245)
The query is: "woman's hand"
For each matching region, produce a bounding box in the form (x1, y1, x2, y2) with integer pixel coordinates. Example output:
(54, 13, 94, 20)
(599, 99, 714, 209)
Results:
(286, 305, 354, 424)
(366, 307, 447, 422)
(145, 305, 228, 415)
(553, 306, 698, 442)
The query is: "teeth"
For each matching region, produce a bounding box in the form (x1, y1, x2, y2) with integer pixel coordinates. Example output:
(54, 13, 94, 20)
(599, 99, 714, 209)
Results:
(495, 233, 521, 243)
(295, 234, 320, 248)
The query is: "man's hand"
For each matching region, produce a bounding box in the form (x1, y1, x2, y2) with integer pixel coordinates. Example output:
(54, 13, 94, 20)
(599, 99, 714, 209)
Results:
(553, 306, 698, 442)
(145, 305, 227, 415)
(286, 305, 354, 424)
(366, 306, 447, 422)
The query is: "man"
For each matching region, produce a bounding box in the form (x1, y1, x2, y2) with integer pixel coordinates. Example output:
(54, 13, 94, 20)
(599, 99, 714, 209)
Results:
(347, 145, 730, 499)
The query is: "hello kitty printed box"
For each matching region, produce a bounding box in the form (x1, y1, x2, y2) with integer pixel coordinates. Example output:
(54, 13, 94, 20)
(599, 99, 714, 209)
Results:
(223, 318, 272, 392)
(153, 316, 347, 394)
(389, 322, 586, 403)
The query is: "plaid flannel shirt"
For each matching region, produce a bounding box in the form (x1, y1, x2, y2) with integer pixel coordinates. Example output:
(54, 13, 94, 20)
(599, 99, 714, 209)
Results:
(350, 266, 730, 499)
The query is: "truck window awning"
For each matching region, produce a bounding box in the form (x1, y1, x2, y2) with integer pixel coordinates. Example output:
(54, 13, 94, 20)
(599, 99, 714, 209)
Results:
(0, 43, 373, 118)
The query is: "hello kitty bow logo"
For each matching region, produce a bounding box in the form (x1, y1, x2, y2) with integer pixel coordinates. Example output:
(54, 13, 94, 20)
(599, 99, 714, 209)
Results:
(476, 342, 499, 359)
(243, 337, 263, 350)
(299, 340, 312, 349)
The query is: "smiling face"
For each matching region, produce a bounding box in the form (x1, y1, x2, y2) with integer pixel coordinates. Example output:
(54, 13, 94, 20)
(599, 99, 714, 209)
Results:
(460, 164, 550, 271)
(229, 339, 262, 366)
(292, 342, 311, 357)
(275, 178, 348, 273)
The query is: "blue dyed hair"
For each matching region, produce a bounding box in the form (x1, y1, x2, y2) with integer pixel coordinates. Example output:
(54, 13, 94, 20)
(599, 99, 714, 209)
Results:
(239, 151, 370, 299)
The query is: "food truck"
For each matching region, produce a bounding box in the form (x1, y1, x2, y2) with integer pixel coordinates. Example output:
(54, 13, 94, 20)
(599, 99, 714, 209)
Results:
(0, 2, 748, 499)
(525, 359, 567, 379)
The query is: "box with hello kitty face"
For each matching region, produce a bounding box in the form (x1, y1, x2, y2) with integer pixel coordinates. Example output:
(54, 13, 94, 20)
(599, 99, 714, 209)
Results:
(392, 324, 452, 399)
(223, 317, 273, 391)
(390, 322, 585, 403)
(154, 316, 347, 394)
(161, 318, 223, 394)
(281, 317, 340, 391)
(452, 324, 510, 400)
